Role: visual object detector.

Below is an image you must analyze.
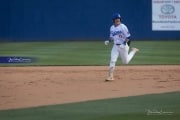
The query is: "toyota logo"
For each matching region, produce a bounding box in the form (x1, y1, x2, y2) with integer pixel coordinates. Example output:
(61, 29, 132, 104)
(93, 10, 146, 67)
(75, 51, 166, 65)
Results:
(161, 4, 175, 14)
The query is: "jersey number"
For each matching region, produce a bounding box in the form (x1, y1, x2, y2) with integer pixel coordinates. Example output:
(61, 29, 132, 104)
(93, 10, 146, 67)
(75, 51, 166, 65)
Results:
(119, 35, 123, 38)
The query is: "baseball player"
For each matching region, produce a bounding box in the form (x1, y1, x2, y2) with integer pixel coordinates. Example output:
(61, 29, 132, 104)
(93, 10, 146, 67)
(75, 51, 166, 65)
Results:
(104, 13, 139, 81)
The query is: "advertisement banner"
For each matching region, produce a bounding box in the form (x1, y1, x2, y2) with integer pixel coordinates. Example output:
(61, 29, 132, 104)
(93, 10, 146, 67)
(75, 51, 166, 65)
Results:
(152, 0, 180, 31)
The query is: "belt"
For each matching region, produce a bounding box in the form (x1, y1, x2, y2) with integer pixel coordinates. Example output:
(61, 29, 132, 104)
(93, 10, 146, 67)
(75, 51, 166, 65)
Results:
(116, 44, 121, 45)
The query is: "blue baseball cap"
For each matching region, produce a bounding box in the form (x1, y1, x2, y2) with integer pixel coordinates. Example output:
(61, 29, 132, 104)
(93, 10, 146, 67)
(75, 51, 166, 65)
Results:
(112, 13, 121, 20)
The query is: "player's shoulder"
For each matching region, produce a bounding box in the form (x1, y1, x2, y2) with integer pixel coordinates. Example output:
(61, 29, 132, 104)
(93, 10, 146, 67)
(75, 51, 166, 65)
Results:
(110, 25, 115, 29)
(120, 23, 128, 28)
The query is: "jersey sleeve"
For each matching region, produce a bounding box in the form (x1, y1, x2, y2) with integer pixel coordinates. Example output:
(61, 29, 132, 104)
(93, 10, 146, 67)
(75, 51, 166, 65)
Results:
(122, 24, 130, 38)
(109, 26, 113, 38)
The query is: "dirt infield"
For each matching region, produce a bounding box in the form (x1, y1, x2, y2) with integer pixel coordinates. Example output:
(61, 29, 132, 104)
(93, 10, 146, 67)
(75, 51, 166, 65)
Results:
(0, 65, 180, 110)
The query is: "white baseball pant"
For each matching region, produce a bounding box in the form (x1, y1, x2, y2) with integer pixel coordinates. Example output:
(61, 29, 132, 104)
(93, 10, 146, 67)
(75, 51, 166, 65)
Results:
(110, 44, 136, 68)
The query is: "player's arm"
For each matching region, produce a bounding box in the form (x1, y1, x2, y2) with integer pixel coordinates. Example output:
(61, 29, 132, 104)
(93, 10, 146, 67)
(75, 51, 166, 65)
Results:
(105, 27, 114, 45)
(105, 38, 113, 45)
(109, 28, 114, 42)
(122, 37, 130, 46)
(126, 37, 131, 46)
(109, 37, 114, 42)
(123, 25, 131, 46)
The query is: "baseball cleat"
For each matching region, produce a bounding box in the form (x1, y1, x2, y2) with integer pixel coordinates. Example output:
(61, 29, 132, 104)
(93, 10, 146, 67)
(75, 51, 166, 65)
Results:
(132, 48, 139, 52)
(105, 76, 114, 81)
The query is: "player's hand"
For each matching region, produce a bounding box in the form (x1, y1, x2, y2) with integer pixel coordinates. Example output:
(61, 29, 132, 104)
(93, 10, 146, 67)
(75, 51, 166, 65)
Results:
(104, 40, 109, 45)
(122, 41, 126, 45)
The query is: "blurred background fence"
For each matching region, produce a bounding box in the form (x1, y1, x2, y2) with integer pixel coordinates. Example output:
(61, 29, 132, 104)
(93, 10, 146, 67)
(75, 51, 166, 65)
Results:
(0, 0, 179, 41)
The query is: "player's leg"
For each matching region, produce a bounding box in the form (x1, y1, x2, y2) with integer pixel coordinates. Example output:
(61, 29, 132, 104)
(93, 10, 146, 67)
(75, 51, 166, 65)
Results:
(119, 45, 139, 64)
(106, 45, 119, 81)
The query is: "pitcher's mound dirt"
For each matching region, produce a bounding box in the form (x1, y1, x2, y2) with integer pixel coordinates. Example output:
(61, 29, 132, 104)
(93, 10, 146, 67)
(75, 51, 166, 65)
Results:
(0, 65, 180, 110)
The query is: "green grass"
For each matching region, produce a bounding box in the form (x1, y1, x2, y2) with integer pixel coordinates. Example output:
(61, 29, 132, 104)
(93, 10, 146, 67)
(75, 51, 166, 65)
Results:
(0, 41, 180, 66)
(0, 92, 179, 120)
